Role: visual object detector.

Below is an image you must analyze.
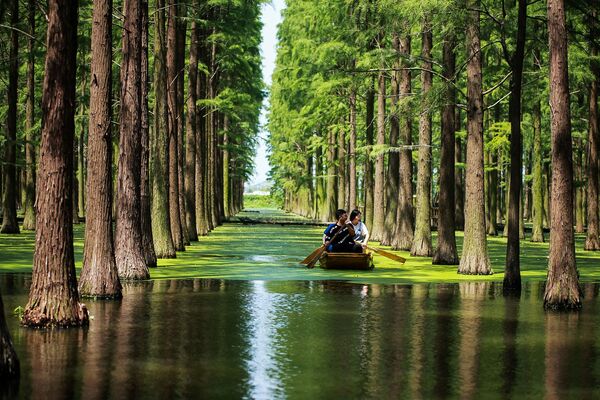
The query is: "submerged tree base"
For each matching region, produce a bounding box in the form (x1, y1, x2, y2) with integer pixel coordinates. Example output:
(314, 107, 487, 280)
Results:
(21, 303, 90, 328)
(458, 254, 493, 275)
(584, 234, 600, 251)
(543, 279, 582, 311)
(411, 237, 432, 257)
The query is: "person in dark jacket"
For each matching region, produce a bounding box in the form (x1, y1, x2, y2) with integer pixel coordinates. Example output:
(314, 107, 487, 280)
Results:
(323, 209, 363, 253)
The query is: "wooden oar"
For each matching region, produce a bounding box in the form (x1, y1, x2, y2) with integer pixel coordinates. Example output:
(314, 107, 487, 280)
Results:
(301, 245, 325, 265)
(302, 224, 346, 268)
(365, 245, 406, 264)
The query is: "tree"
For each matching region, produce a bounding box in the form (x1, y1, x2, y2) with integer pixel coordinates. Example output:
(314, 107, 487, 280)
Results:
(411, 18, 433, 257)
(151, 0, 176, 258)
(185, 14, 199, 241)
(433, 29, 459, 265)
(543, 0, 581, 309)
(371, 69, 386, 240)
(79, 0, 123, 299)
(1, 0, 20, 235)
(21, 0, 89, 327)
(504, 0, 527, 290)
(22, 0, 36, 231)
(458, 0, 492, 275)
(114, 0, 151, 279)
(392, 32, 414, 251)
(585, 13, 600, 250)
(140, 0, 158, 268)
(167, 0, 185, 251)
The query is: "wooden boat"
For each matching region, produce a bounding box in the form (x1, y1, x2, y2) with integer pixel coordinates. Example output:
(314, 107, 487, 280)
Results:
(319, 252, 374, 270)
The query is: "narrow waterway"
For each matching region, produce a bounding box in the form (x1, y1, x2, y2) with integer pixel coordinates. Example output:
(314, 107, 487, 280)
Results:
(2, 275, 600, 399)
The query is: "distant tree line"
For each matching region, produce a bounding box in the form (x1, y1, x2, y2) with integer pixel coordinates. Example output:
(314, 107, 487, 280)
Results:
(268, 0, 590, 308)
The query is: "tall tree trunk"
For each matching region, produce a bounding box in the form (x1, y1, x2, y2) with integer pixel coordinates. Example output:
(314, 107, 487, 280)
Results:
(486, 150, 498, 235)
(504, 0, 527, 291)
(326, 130, 337, 220)
(371, 70, 386, 240)
(223, 117, 230, 217)
(177, 14, 189, 245)
(140, 0, 157, 267)
(114, 0, 151, 279)
(523, 149, 532, 221)
(167, 0, 184, 250)
(531, 100, 545, 242)
(544, 0, 581, 309)
(1, 0, 20, 234)
(585, 67, 600, 249)
(78, 122, 85, 218)
(151, 0, 176, 258)
(207, 33, 218, 230)
(337, 124, 346, 210)
(433, 31, 459, 265)
(0, 291, 19, 386)
(381, 34, 400, 247)
(22, 0, 36, 231)
(73, 135, 81, 224)
(185, 16, 199, 240)
(364, 79, 375, 228)
(195, 39, 209, 235)
(348, 89, 357, 210)
(79, 0, 122, 298)
(392, 33, 414, 251)
(22, 0, 89, 326)
(412, 21, 433, 257)
(576, 143, 585, 233)
(458, 0, 492, 275)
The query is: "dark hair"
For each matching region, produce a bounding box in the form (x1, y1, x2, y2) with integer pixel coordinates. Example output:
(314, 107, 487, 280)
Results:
(349, 209, 361, 221)
(335, 209, 347, 220)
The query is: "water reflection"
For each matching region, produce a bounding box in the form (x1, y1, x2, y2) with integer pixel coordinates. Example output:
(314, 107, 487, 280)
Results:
(1, 278, 600, 399)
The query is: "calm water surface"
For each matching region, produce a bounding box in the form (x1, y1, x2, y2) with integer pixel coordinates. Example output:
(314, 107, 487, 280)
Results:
(1, 275, 600, 399)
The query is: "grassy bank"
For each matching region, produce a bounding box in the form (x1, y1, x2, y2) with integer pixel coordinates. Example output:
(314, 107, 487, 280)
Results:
(1, 208, 600, 284)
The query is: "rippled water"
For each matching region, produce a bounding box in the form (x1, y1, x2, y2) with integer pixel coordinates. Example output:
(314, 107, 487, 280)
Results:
(2, 275, 600, 399)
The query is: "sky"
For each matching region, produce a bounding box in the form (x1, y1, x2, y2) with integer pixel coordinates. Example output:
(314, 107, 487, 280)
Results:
(247, 0, 286, 187)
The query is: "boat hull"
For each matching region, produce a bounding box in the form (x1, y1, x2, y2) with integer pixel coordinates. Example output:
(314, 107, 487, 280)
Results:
(319, 252, 374, 270)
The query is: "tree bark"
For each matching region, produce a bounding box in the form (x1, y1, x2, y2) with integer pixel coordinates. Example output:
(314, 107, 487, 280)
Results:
(1, 0, 20, 234)
(140, 0, 157, 267)
(433, 32, 459, 265)
(114, 0, 151, 279)
(575, 142, 585, 233)
(22, 0, 89, 326)
(585, 71, 600, 249)
(364, 78, 375, 229)
(326, 130, 337, 220)
(381, 34, 400, 246)
(531, 100, 545, 242)
(544, 0, 581, 309)
(79, 0, 123, 298)
(177, 13, 189, 245)
(504, 0, 527, 291)
(458, 0, 492, 275)
(337, 124, 347, 210)
(371, 70, 386, 240)
(185, 17, 199, 240)
(151, 0, 176, 258)
(392, 33, 414, 251)
(22, 0, 36, 231)
(486, 149, 498, 235)
(411, 20, 433, 257)
(195, 34, 209, 235)
(348, 89, 357, 210)
(167, 0, 185, 250)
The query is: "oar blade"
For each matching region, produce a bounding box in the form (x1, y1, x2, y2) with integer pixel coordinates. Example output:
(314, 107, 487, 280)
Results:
(368, 246, 406, 263)
(306, 247, 326, 269)
(301, 245, 325, 264)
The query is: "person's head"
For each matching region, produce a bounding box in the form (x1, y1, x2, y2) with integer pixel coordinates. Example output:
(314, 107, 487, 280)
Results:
(335, 209, 348, 223)
(349, 209, 361, 224)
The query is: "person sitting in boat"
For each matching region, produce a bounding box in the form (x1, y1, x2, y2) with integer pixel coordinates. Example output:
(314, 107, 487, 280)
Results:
(323, 209, 363, 253)
(349, 209, 369, 249)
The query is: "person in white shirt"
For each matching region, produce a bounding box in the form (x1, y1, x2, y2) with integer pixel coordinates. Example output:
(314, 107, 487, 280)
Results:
(349, 209, 369, 248)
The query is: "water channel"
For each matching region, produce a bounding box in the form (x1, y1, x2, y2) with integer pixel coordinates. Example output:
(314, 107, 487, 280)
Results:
(2, 275, 600, 399)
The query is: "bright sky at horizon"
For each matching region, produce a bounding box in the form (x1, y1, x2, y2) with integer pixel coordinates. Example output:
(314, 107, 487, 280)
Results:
(247, 0, 286, 188)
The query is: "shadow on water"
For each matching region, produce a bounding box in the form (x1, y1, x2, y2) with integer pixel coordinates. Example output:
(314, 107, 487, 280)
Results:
(2, 276, 600, 399)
